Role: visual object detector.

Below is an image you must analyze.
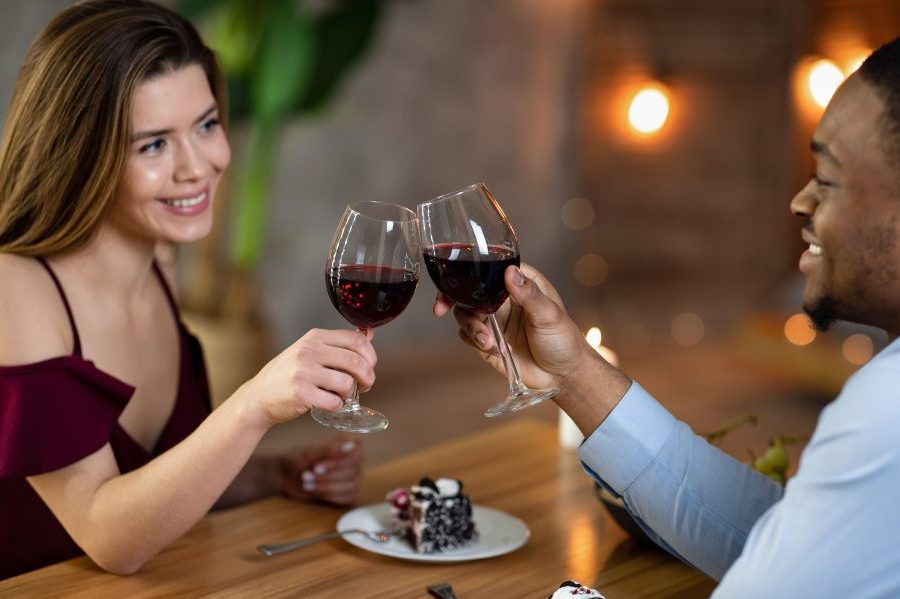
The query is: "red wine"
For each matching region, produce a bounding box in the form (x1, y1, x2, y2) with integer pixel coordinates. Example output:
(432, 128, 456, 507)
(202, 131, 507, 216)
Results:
(423, 243, 520, 313)
(327, 265, 418, 329)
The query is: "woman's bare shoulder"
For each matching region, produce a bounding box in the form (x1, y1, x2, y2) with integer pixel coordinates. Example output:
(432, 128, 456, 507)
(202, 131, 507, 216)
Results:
(0, 254, 73, 364)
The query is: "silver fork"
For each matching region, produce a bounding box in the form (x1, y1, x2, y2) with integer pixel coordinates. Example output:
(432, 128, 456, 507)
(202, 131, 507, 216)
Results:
(257, 528, 397, 556)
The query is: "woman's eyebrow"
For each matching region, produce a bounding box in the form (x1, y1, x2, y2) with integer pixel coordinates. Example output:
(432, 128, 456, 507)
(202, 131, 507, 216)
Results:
(129, 104, 218, 142)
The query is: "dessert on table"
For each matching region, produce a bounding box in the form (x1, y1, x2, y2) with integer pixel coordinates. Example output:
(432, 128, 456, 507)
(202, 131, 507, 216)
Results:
(387, 477, 477, 553)
(548, 580, 606, 598)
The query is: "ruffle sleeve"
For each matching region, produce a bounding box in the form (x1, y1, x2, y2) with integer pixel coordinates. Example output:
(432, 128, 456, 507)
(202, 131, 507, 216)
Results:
(0, 357, 134, 478)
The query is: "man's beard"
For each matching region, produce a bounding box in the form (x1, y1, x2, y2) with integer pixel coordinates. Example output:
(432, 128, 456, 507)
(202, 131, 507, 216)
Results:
(804, 295, 837, 332)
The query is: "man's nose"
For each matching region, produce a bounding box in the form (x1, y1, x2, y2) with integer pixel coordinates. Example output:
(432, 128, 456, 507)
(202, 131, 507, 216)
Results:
(790, 179, 817, 218)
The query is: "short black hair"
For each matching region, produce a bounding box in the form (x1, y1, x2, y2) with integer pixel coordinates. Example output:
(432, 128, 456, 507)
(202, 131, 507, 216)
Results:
(858, 38, 900, 168)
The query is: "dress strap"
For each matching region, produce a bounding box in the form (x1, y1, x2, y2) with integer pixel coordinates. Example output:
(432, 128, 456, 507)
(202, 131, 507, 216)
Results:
(151, 260, 180, 321)
(35, 256, 83, 357)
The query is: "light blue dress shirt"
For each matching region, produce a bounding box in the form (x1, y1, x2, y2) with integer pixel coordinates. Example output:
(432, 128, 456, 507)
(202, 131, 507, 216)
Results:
(578, 337, 900, 597)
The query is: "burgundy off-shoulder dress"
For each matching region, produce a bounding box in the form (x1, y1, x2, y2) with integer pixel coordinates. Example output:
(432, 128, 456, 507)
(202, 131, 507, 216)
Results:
(0, 258, 213, 579)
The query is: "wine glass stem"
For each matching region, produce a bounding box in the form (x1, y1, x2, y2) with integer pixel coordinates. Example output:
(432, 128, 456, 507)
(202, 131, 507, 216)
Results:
(341, 328, 367, 412)
(488, 313, 528, 396)
(343, 380, 361, 411)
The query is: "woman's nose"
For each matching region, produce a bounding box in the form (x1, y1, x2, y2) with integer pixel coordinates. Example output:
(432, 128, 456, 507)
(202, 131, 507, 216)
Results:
(174, 141, 207, 182)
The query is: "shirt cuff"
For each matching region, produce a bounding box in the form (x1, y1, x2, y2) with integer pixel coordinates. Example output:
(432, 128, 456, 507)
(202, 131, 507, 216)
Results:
(577, 381, 678, 494)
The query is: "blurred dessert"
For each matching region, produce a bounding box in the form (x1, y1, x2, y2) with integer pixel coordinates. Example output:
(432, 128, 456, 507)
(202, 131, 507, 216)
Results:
(548, 580, 606, 598)
(386, 477, 476, 553)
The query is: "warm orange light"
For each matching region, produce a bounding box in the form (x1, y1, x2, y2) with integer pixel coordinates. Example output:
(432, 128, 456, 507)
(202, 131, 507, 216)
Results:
(784, 313, 816, 346)
(585, 327, 619, 366)
(586, 327, 602, 349)
(808, 59, 844, 108)
(838, 45, 871, 75)
(627, 83, 670, 135)
(843, 334, 873, 365)
(566, 513, 599, 584)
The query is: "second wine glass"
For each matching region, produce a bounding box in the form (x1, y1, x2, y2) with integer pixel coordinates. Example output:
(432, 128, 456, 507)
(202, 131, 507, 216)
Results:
(312, 201, 420, 433)
(418, 183, 559, 417)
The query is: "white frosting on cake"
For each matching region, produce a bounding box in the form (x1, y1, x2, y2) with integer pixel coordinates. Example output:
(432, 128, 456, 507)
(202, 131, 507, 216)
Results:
(548, 581, 605, 598)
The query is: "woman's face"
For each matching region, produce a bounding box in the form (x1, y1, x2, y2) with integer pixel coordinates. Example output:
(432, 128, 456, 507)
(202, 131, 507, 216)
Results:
(111, 64, 230, 245)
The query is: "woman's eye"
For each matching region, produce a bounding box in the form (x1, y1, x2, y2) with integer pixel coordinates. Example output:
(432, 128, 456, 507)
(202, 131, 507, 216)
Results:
(199, 117, 220, 133)
(139, 138, 166, 154)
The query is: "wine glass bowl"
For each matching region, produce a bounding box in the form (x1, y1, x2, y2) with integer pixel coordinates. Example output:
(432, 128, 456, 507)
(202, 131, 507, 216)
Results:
(313, 201, 419, 433)
(418, 183, 559, 417)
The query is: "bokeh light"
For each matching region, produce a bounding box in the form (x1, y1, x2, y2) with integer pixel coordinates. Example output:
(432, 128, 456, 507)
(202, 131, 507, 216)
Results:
(627, 84, 670, 135)
(585, 327, 602, 349)
(561, 197, 595, 231)
(784, 313, 816, 346)
(808, 59, 844, 108)
(574, 254, 609, 287)
(840, 46, 871, 75)
(671, 312, 704, 346)
(842, 334, 873, 365)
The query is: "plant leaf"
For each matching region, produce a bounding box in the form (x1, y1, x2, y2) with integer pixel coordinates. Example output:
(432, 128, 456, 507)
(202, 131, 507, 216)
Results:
(173, 0, 225, 20)
(250, 0, 315, 121)
(298, 0, 383, 112)
(229, 120, 277, 268)
(205, 0, 265, 76)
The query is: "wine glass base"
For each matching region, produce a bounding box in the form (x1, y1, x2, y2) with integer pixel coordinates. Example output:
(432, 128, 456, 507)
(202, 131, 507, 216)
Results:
(311, 405, 389, 433)
(484, 387, 559, 417)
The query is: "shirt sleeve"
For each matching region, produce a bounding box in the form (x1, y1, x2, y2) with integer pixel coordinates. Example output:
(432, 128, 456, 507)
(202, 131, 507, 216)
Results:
(0, 359, 133, 478)
(578, 382, 784, 580)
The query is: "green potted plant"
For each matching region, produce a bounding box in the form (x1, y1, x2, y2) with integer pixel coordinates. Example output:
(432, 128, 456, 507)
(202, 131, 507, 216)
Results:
(172, 0, 385, 402)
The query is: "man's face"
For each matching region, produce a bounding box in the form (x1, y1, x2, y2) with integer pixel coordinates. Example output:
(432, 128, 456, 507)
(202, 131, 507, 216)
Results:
(791, 74, 900, 334)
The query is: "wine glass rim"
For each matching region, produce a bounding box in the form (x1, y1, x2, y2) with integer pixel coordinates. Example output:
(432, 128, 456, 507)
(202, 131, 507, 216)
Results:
(420, 182, 489, 206)
(347, 200, 416, 222)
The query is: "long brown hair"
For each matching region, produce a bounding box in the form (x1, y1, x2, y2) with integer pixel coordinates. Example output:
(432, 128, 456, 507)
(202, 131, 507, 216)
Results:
(0, 0, 224, 255)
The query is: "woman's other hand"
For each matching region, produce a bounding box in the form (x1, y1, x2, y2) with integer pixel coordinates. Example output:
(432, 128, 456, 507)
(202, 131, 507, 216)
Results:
(279, 438, 364, 506)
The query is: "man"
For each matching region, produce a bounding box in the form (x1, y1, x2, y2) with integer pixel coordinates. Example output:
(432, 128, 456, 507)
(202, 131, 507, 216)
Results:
(436, 38, 900, 596)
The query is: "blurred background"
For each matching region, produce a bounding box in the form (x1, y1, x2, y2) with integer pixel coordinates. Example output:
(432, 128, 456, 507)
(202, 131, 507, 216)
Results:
(2, 0, 899, 473)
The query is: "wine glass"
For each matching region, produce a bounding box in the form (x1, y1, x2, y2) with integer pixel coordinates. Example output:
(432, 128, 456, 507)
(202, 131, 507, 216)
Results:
(312, 201, 420, 433)
(418, 183, 559, 417)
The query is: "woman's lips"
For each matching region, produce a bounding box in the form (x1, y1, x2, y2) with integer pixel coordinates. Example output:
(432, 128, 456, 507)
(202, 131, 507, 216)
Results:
(158, 189, 210, 216)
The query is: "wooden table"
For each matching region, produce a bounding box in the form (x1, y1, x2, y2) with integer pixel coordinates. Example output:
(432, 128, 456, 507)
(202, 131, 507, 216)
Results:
(1, 420, 715, 598)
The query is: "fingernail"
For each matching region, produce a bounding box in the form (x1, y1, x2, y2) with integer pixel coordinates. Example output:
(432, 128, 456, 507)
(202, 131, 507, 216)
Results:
(511, 267, 525, 287)
(476, 333, 490, 348)
(314, 463, 327, 475)
(301, 470, 315, 483)
(340, 441, 356, 453)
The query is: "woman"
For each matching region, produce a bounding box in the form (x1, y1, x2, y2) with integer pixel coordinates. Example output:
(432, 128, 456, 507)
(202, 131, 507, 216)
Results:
(0, 0, 374, 578)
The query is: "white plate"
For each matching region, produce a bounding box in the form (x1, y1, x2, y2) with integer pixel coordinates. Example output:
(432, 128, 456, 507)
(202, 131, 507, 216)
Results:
(336, 502, 530, 562)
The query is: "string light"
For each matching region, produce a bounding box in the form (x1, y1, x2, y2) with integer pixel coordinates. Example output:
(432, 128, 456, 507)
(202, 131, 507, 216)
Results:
(807, 59, 844, 108)
(627, 83, 670, 135)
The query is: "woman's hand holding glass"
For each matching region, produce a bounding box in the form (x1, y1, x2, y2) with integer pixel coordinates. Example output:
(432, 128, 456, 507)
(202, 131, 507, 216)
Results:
(238, 327, 377, 428)
(312, 201, 420, 433)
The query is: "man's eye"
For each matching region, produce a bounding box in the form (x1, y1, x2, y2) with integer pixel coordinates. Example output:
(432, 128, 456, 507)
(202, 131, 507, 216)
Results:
(811, 173, 833, 187)
(139, 138, 165, 154)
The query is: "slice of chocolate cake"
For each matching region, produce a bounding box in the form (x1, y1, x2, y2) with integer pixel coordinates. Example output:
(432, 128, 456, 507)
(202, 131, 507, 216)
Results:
(387, 477, 477, 553)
